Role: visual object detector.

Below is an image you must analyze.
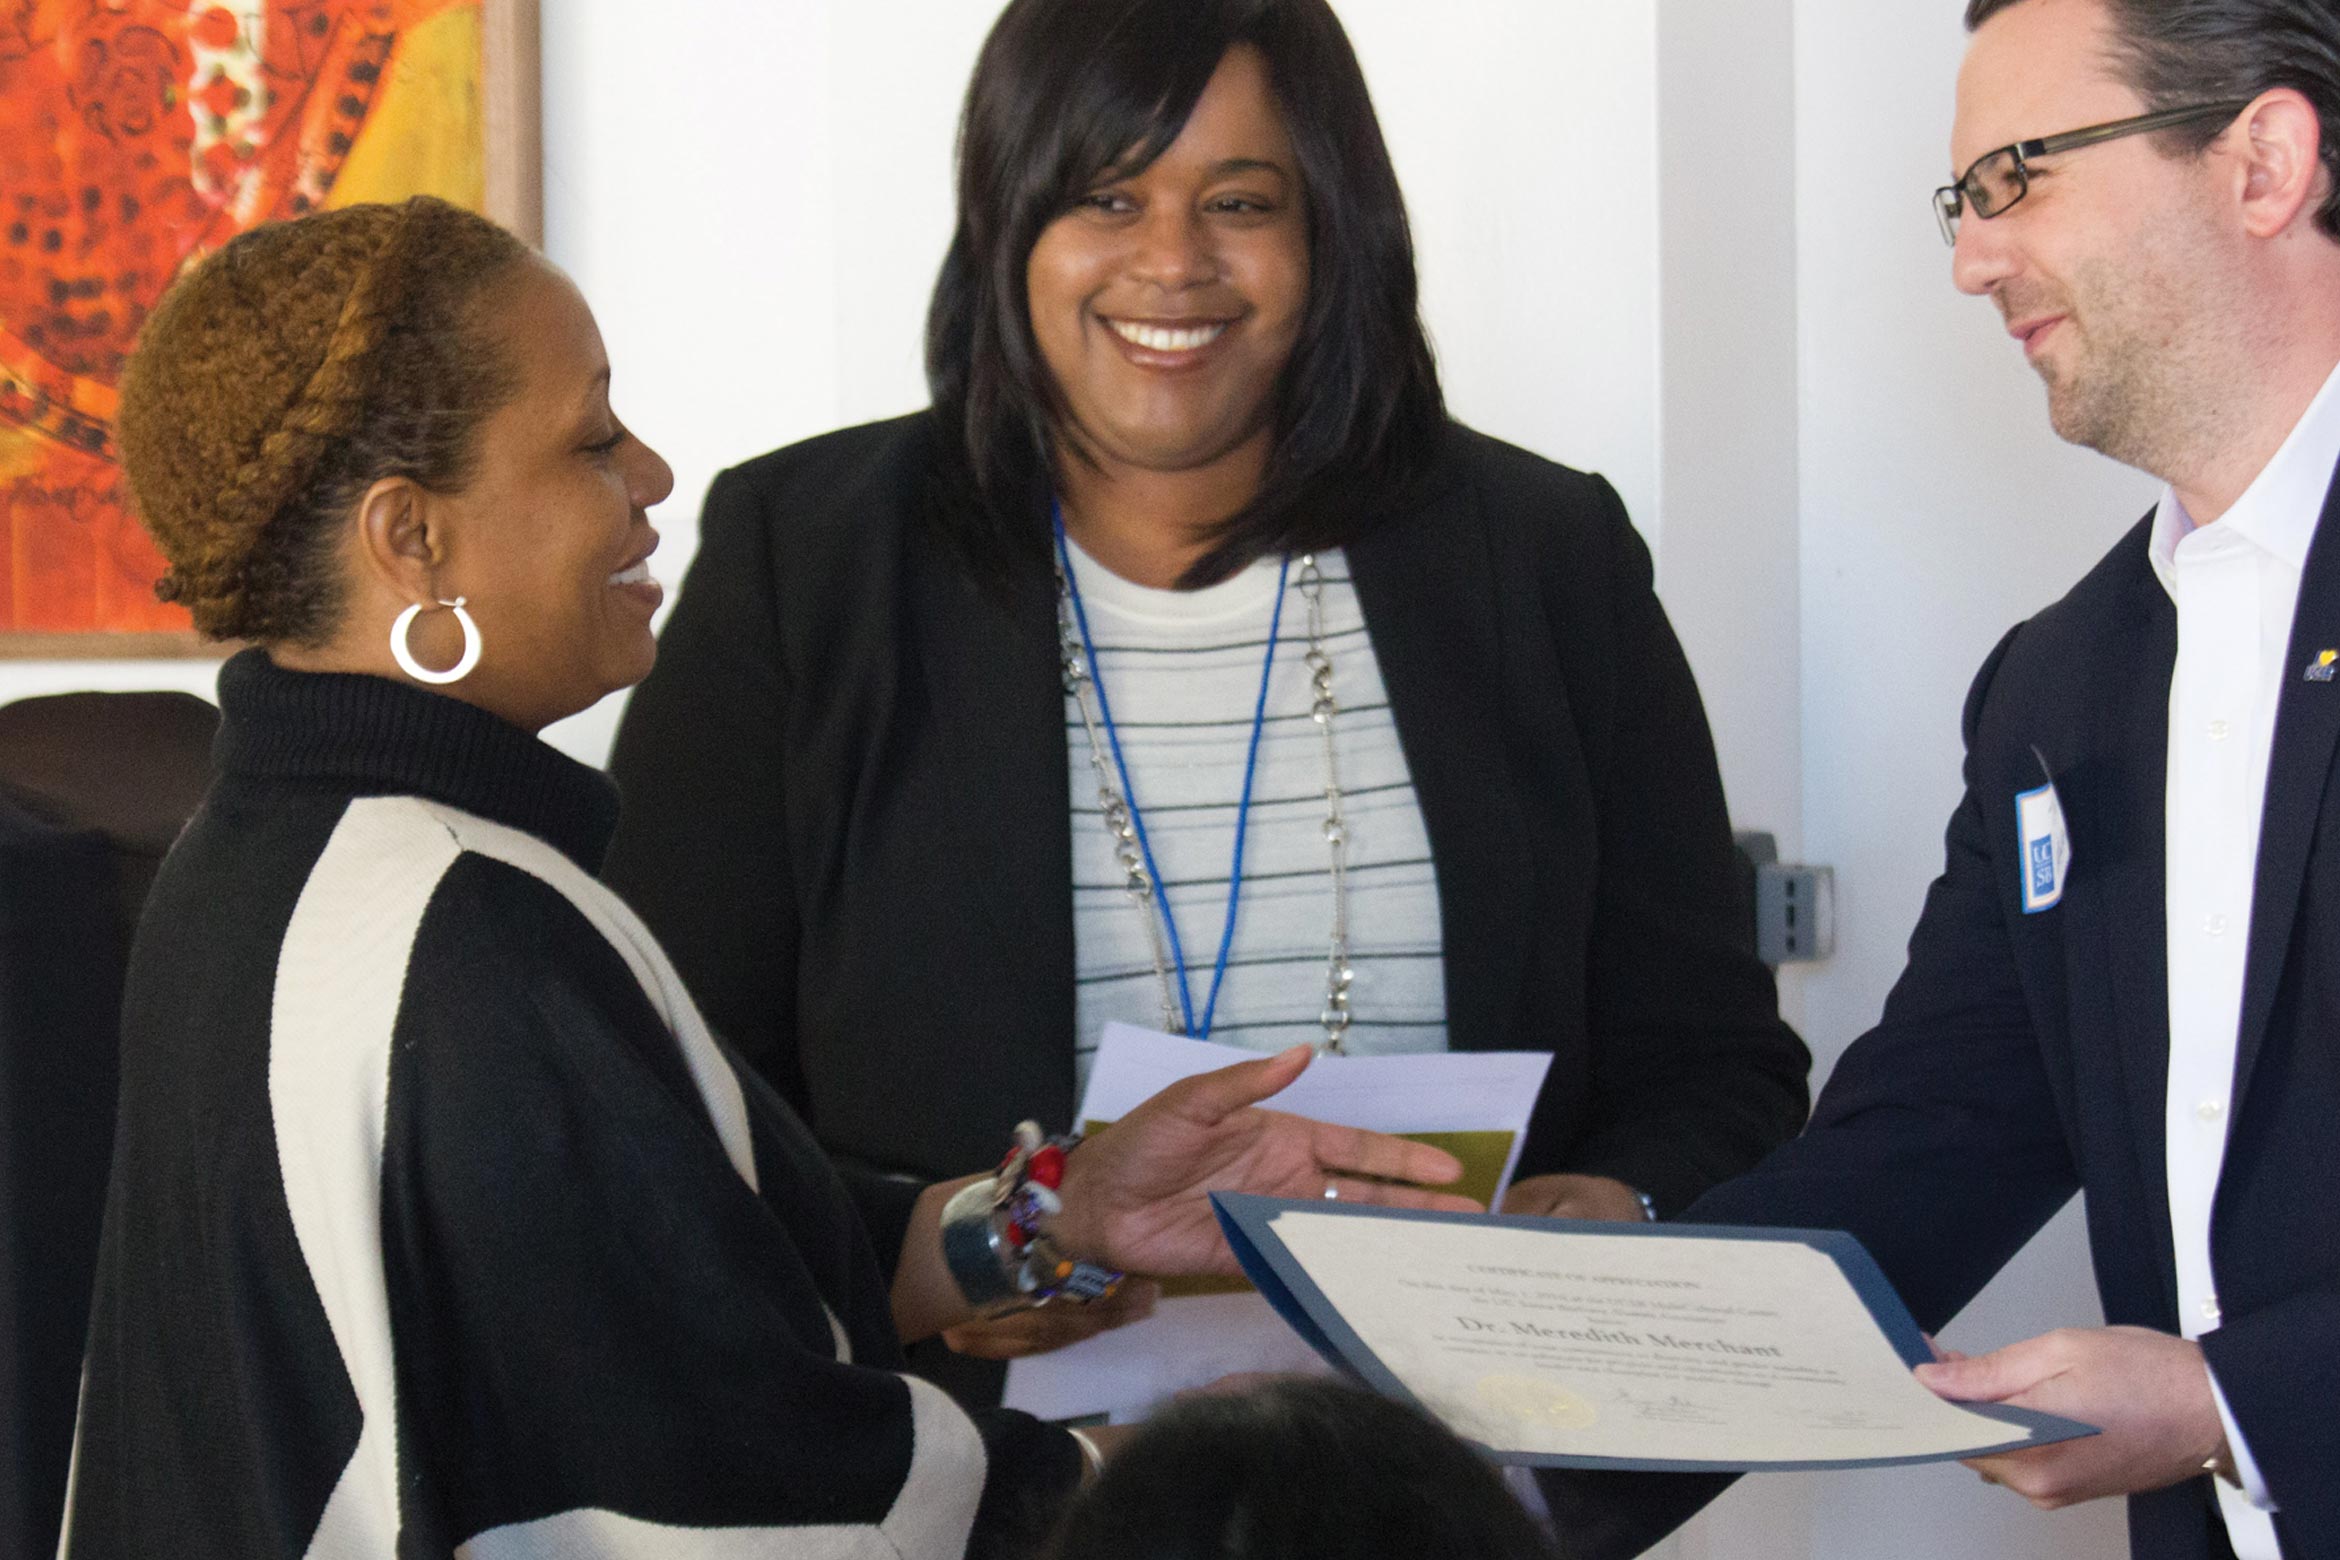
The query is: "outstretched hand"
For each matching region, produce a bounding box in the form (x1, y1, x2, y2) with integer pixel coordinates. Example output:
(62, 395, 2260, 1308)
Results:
(1915, 1326, 2230, 1509)
(1053, 1045, 1479, 1277)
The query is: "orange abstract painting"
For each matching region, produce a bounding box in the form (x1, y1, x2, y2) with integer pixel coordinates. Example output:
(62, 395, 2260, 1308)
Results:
(0, 0, 499, 649)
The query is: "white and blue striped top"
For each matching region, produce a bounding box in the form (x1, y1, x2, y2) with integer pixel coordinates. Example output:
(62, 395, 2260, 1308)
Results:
(1061, 538, 1449, 1089)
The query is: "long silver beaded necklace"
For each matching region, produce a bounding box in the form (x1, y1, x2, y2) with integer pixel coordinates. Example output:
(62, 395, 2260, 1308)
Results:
(1054, 525, 1356, 1054)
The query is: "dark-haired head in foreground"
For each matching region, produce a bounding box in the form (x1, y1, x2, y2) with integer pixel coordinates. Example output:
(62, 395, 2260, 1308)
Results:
(1045, 1379, 1559, 1560)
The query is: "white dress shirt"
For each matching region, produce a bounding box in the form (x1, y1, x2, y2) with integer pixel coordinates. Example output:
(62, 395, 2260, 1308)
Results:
(2149, 356, 2340, 1559)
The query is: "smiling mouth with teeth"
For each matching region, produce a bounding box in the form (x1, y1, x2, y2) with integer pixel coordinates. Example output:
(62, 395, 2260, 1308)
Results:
(1107, 319, 1230, 353)
(609, 561, 655, 587)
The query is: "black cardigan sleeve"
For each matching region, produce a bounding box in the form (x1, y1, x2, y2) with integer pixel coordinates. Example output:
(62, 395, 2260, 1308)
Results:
(1542, 474, 1811, 1211)
(607, 468, 804, 1106)
(606, 467, 934, 1265)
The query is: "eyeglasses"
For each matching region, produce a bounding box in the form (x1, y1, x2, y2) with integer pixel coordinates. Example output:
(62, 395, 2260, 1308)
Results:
(1932, 101, 2250, 246)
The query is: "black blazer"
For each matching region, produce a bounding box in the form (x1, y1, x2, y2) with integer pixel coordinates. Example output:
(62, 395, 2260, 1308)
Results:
(605, 412, 1807, 1214)
(1547, 466, 2340, 1560)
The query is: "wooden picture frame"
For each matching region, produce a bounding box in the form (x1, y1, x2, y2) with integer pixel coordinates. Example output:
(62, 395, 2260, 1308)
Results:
(0, 0, 542, 660)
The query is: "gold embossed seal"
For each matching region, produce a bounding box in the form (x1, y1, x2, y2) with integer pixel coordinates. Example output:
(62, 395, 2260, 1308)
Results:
(1475, 1376, 1599, 1430)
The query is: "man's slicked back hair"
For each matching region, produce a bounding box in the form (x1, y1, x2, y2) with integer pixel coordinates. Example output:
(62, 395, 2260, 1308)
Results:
(1964, 0, 2340, 239)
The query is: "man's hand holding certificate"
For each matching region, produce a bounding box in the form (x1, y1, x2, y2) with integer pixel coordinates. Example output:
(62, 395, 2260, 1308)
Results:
(1216, 1196, 2098, 1471)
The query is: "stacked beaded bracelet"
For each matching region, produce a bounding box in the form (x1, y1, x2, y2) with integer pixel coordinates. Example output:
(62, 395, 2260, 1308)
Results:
(939, 1121, 1126, 1314)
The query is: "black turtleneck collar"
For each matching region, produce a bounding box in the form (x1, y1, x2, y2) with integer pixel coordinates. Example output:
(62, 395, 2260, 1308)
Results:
(212, 648, 621, 873)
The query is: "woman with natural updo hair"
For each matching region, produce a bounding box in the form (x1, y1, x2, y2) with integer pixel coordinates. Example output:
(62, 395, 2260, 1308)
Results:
(119, 197, 526, 646)
(63, 194, 1471, 1560)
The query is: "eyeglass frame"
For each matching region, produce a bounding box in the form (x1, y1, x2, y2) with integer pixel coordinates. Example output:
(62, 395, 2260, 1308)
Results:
(1932, 100, 2253, 246)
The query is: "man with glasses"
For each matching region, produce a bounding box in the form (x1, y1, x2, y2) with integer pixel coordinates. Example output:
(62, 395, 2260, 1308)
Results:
(1548, 2, 2340, 1557)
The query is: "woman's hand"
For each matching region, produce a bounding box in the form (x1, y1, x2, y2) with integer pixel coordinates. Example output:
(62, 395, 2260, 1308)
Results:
(1499, 1172, 1650, 1222)
(1052, 1045, 1479, 1277)
(940, 1279, 1160, 1361)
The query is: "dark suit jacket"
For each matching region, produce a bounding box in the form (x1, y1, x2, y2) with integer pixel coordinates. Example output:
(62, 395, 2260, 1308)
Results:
(605, 412, 1806, 1223)
(1547, 468, 2340, 1560)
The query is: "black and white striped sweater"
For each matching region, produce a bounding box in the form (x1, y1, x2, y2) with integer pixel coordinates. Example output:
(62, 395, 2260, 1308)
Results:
(61, 650, 1077, 1559)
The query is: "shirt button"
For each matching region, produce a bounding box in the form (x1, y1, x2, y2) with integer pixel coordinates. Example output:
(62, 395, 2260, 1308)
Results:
(2208, 720, 2231, 741)
(2202, 1296, 2223, 1325)
(2197, 1099, 2226, 1122)
(2205, 914, 2229, 937)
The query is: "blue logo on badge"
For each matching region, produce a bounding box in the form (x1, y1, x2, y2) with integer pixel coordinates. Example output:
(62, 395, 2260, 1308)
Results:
(2017, 768, 2070, 914)
(2030, 836, 2056, 899)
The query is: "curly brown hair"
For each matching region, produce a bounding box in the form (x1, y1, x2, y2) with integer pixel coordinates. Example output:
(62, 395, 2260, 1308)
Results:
(115, 196, 531, 644)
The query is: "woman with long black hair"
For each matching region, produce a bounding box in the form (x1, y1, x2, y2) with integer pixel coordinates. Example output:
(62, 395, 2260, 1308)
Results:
(607, 0, 1808, 1371)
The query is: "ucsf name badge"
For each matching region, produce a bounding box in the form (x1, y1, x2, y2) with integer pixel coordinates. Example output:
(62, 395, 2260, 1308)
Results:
(2016, 774, 2072, 914)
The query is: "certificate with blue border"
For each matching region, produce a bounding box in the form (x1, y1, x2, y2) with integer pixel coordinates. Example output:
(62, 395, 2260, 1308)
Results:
(1211, 1195, 2095, 1472)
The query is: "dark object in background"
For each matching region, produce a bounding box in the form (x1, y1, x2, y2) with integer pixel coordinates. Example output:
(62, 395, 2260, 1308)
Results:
(1044, 1378, 1561, 1560)
(0, 689, 217, 1560)
(0, 691, 219, 933)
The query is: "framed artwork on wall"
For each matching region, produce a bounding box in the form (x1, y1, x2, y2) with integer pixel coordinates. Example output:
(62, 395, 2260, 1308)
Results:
(0, 0, 541, 659)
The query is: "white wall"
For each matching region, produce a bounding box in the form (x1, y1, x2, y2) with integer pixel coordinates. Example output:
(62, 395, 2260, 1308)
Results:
(0, 656, 221, 705)
(1651, 0, 1807, 1043)
(1659, 2, 2151, 1557)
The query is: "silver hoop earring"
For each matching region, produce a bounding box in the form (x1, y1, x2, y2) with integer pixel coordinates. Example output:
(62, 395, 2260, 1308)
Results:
(391, 597, 483, 686)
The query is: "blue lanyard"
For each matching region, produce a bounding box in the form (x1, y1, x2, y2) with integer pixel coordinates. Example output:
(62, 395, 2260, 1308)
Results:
(1053, 502, 1290, 1040)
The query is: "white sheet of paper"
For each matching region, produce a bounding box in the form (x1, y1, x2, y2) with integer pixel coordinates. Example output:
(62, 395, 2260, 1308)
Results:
(1003, 1023, 1551, 1423)
(1266, 1211, 2041, 1465)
